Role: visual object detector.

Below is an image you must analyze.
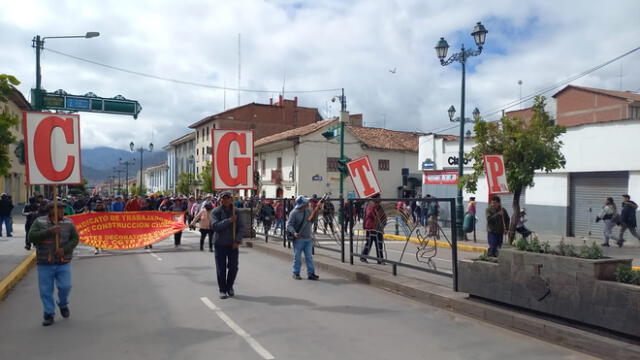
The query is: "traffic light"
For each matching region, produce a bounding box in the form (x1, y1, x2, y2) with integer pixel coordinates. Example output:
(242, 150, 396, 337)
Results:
(337, 157, 351, 176)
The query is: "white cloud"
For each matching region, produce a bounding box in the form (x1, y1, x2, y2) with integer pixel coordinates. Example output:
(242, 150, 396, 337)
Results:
(1, 0, 638, 150)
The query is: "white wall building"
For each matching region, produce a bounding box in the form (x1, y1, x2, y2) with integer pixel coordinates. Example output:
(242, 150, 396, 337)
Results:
(255, 117, 421, 199)
(163, 132, 196, 195)
(144, 162, 169, 194)
(419, 87, 640, 238)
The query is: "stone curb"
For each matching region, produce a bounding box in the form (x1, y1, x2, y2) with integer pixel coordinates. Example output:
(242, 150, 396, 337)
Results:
(247, 240, 640, 360)
(0, 252, 36, 301)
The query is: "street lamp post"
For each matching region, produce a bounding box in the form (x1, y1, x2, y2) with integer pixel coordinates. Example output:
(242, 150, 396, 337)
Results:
(130, 142, 153, 195)
(112, 167, 125, 195)
(435, 21, 488, 240)
(119, 158, 136, 196)
(32, 32, 100, 110)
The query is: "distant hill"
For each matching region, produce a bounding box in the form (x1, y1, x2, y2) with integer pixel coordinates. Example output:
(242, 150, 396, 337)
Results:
(81, 147, 167, 185)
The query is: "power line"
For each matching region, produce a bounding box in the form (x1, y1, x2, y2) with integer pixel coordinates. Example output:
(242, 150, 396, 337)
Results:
(482, 46, 640, 119)
(43, 46, 342, 94)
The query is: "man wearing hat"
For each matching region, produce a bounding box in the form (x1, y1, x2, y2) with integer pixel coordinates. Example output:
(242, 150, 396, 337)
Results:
(211, 191, 244, 299)
(286, 196, 320, 280)
(27, 202, 80, 326)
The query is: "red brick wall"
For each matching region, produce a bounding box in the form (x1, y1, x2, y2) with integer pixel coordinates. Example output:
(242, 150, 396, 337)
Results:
(214, 99, 321, 140)
(556, 89, 628, 127)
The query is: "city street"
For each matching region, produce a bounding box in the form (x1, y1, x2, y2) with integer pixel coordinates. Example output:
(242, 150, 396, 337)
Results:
(0, 231, 596, 360)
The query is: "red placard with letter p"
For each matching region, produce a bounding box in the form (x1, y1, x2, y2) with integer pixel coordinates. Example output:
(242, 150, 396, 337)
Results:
(483, 154, 510, 194)
(212, 129, 254, 190)
(23, 111, 82, 185)
(346, 155, 381, 198)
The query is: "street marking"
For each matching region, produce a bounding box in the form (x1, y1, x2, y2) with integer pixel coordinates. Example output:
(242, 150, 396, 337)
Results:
(146, 249, 163, 261)
(200, 297, 275, 360)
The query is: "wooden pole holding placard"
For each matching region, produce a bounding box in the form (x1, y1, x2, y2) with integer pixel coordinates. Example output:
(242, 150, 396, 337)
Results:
(52, 185, 60, 251)
(232, 199, 238, 249)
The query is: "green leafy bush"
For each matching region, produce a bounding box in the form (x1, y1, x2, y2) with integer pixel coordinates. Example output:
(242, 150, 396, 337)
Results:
(615, 264, 639, 285)
(477, 251, 499, 263)
(512, 237, 604, 259)
(579, 242, 604, 259)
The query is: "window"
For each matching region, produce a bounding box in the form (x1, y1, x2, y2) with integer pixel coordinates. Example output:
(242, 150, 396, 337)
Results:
(327, 157, 339, 172)
(379, 159, 390, 171)
(206, 146, 212, 155)
(206, 126, 209, 140)
(277, 157, 282, 170)
(196, 131, 199, 142)
(261, 159, 266, 176)
(202, 147, 205, 159)
(631, 107, 640, 120)
(196, 148, 199, 156)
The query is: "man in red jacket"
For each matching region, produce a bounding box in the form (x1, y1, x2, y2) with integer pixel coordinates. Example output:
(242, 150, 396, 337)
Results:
(361, 194, 387, 264)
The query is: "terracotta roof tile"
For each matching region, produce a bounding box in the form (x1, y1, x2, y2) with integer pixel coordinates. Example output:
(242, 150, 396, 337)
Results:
(255, 119, 337, 147)
(347, 126, 422, 152)
(553, 85, 640, 102)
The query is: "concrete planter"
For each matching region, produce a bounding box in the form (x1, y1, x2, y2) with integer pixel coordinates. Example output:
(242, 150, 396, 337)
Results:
(459, 248, 639, 337)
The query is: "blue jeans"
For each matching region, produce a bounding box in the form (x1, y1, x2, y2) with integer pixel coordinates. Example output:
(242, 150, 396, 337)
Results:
(487, 232, 504, 257)
(0, 216, 12, 236)
(292, 239, 315, 276)
(37, 263, 72, 316)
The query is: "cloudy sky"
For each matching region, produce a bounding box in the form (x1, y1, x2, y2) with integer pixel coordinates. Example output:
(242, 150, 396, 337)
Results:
(2, 0, 639, 150)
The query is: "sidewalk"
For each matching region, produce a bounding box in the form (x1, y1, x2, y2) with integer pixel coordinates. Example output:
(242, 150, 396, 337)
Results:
(246, 237, 640, 360)
(0, 219, 36, 299)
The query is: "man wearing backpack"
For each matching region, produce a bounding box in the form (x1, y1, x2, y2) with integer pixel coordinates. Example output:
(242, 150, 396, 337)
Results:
(618, 194, 640, 246)
(286, 196, 320, 280)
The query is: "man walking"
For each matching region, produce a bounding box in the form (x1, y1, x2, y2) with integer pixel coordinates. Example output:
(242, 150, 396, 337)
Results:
(0, 193, 14, 237)
(211, 191, 243, 299)
(286, 196, 320, 280)
(27, 202, 79, 326)
(618, 194, 640, 246)
(486, 195, 510, 257)
(361, 194, 387, 264)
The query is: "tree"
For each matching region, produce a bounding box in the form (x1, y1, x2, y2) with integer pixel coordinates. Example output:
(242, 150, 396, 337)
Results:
(201, 161, 213, 193)
(0, 74, 21, 177)
(130, 185, 147, 196)
(460, 96, 566, 244)
(176, 172, 199, 195)
(68, 178, 89, 196)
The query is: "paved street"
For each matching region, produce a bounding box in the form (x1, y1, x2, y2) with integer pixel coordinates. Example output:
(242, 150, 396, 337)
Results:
(0, 231, 596, 360)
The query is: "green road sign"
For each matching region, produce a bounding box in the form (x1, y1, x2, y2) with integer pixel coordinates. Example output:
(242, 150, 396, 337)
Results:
(32, 89, 142, 119)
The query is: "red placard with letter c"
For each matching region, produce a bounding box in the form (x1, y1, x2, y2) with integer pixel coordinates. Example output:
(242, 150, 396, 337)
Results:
(23, 111, 82, 185)
(212, 129, 254, 190)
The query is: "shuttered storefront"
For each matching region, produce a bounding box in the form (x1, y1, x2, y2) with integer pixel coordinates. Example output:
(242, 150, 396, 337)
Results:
(569, 172, 628, 237)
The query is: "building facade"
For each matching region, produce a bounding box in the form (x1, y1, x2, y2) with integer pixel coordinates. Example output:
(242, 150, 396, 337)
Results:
(163, 132, 195, 195)
(188, 96, 322, 178)
(418, 85, 640, 238)
(255, 115, 420, 199)
(144, 162, 169, 194)
(0, 87, 30, 203)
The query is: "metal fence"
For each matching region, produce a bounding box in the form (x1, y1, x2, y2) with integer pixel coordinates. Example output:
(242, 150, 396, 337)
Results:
(247, 196, 460, 291)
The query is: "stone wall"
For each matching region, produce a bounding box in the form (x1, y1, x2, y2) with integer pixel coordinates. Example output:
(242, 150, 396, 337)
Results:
(459, 249, 639, 337)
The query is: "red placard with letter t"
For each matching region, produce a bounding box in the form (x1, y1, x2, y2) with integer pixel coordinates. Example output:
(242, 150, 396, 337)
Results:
(23, 111, 82, 185)
(212, 129, 254, 190)
(346, 155, 381, 198)
(483, 154, 510, 194)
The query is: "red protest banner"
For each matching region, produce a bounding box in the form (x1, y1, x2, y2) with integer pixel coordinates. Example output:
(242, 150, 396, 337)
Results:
(69, 211, 187, 250)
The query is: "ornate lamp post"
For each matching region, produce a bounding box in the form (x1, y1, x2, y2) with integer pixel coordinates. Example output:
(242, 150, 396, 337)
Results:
(130, 142, 153, 195)
(435, 21, 488, 240)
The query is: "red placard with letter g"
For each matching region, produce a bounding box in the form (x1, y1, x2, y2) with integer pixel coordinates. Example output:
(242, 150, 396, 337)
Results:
(346, 155, 381, 198)
(23, 111, 82, 185)
(212, 129, 254, 190)
(483, 154, 510, 194)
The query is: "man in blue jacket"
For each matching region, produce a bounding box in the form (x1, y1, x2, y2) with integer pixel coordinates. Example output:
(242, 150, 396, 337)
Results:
(286, 196, 320, 280)
(211, 191, 243, 299)
(618, 194, 640, 246)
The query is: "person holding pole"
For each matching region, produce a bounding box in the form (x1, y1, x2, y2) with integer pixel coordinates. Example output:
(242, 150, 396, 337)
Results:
(211, 191, 243, 299)
(286, 195, 322, 280)
(27, 201, 79, 326)
(485, 195, 510, 257)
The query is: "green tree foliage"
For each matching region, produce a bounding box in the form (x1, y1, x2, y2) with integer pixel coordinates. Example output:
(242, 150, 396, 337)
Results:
(130, 185, 147, 196)
(176, 172, 199, 195)
(201, 161, 213, 193)
(460, 96, 566, 243)
(0, 74, 21, 177)
(68, 178, 89, 196)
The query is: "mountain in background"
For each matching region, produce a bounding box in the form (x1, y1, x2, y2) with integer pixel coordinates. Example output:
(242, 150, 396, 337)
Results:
(81, 147, 167, 185)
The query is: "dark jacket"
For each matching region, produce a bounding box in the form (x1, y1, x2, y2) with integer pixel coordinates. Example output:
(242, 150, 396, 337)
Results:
(28, 216, 79, 265)
(211, 205, 243, 246)
(486, 206, 510, 234)
(0, 197, 13, 217)
(621, 200, 638, 228)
